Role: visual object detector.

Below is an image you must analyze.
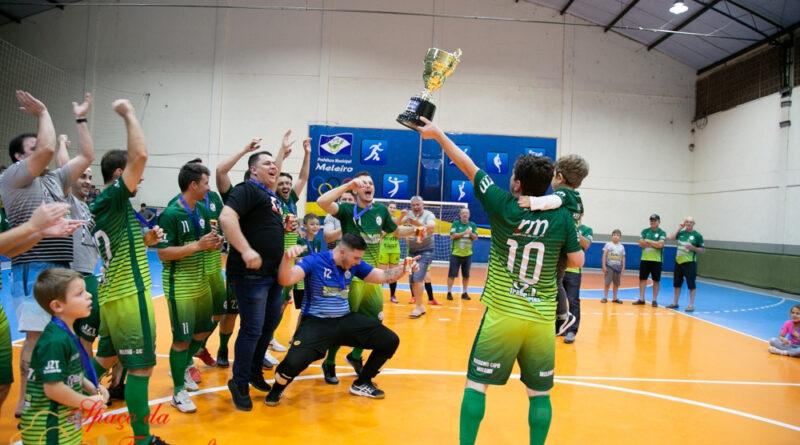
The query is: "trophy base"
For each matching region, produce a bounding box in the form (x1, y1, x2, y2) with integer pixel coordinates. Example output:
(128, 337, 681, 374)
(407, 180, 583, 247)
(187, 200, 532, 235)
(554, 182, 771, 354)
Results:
(397, 97, 436, 129)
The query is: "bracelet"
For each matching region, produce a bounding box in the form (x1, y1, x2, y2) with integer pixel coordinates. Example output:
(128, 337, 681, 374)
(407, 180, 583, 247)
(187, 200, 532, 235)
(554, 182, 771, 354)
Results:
(76, 118, 87, 124)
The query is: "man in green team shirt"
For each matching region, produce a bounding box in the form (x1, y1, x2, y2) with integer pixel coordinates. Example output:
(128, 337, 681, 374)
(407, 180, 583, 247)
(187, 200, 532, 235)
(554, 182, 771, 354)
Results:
(415, 117, 584, 445)
(156, 162, 223, 413)
(317, 171, 416, 384)
(447, 208, 478, 301)
(635, 214, 667, 307)
(90, 100, 171, 445)
(667, 216, 705, 312)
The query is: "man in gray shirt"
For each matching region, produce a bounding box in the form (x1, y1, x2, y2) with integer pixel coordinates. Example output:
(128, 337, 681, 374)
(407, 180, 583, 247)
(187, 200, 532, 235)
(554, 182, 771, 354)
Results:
(404, 195, 436, 318)
(0, 91, 94, 417)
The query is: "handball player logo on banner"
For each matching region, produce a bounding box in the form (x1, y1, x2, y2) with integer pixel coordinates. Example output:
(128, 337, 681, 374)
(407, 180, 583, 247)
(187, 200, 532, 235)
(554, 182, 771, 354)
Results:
(451, 180, 474, 202)
(382, 174, 408, 199)
(318, 133, 353, 156)
(397, 48, 462, 129)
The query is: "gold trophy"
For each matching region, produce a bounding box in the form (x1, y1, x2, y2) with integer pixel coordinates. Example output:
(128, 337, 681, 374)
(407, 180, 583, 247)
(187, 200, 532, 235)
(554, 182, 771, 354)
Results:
(397, 48, 462, 129)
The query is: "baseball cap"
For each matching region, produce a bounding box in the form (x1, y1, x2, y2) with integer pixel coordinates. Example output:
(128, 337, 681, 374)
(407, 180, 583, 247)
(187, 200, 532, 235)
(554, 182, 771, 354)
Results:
(649, 214, 660, 221)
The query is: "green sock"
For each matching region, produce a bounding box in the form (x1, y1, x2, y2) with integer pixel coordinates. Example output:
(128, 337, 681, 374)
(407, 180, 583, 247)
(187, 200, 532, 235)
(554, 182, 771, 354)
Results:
(219, 332, 232, 353)
(350, 348, 363, 360)
(324, 346, 340, 365)
(201, 321, 220, 349)
(169, 349, 188, 393)
(125, 374, 151, 445)
(529, 395, 552, 445)
(459, 388, 485, 445)
(185, 339, 204, 368)
(90, 357, 107, 380)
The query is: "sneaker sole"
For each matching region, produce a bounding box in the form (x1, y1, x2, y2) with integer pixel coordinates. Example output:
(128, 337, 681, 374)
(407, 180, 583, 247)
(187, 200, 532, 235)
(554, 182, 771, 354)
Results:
(170, 400, 197, 413)
(264, 399, 281, 407)
(349, 387, 385, 399)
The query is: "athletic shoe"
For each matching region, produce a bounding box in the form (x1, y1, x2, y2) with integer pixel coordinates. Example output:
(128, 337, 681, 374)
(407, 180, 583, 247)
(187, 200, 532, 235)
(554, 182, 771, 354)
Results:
(171, 390, 197, 413)
(148, 436, 173, 445)
(263, 350, 279, 369)
(350, 380, 385, 399)
(216, 349, 230, 368)
(269, 338, 287, 352)
(249, 375, 271, 392)
(322, 362, 339, 385)
(228, 379, 253, 411)
(666, 304, 679, 309)
(194, 349, 216, 367)
(430, 299, 442, 306)
(555, 313, 576, 337)
(187, 365, 201, 383)
(684, 307, 695, 312)
(446, 292, 453, 301)
(409, 297, 416, 304)
(390, 295, 398, 303)
(601, 298, 607, 303)
(632, 300, 646, 305)
(264, 386, 285, 407)
(461, 293, 471, 301)
(768, 346, 789, 356)
(345, 352, 364, 376)
(564, 332, 576, 344)
(184, 368, 199, 392)
(613, 299, 623, 304)
(652, 301, 658, 308)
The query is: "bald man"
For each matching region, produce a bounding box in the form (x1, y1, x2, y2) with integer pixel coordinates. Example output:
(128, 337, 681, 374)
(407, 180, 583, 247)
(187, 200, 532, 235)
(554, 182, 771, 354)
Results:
(667, 216, 705, 312)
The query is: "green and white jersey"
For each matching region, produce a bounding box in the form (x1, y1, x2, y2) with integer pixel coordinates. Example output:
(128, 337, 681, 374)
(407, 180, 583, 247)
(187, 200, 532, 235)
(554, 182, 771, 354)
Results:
(91, 177, 152, 305)
(280, 190, 300, 249)
(157, 200, 209, 299)
(21, 322, 84, 445)
(474, 170, 581, 323)
(337, 201, 398, 266)
(640, 228, 667, 262)
(450, 220, 478, 257)
(553, 187, 583, 226)
(675, 230, 704, 264)
(565, 224, 593, 273)
(201, 191, 224, 276)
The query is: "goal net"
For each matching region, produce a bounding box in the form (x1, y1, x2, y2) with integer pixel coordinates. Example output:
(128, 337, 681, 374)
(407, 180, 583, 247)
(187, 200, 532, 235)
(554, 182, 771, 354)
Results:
(373, 198, 468, 263)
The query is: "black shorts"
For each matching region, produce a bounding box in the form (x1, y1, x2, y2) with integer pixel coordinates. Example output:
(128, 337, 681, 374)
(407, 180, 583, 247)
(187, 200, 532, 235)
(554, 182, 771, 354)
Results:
(639, 260, 662, 282)
(673, 261, 697, 290)
(292, 313, 393, 356)
(293, 289, 305, 310)
(448, 254, 472, 278)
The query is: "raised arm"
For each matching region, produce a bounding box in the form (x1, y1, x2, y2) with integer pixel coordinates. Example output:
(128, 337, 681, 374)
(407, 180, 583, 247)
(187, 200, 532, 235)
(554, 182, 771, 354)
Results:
(274, 129, 295, 177)
(415, 117, 479, 183)
(113, 100, 147, 193)
(216, 138, 261, 195)
(363, 256, 419, 284)
(16, 90, 55, 177)
(292, 137, 312, 196)
(278, 245, 308, 286)
(65, 93, 95, 183)
(318, 179, 362, 216)
(55, 134, 70, 168)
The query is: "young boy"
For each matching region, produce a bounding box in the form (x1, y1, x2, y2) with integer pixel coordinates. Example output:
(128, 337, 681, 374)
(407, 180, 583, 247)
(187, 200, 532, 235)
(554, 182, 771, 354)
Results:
(602, 229, 626, 303)
(293, 213, 323, 311)
(519, 154, 590, 335)
(21, 268, 108, 445)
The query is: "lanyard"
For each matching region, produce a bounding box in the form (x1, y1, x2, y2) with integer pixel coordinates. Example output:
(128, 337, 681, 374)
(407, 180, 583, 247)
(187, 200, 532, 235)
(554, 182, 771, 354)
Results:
(205, 193, 210, 211)
(285, 198, 296, 215)
(134, 210, 154, 229)
(303, 237, 317, 254)
(249, 178, 279, 201)
(50, 316, 99, 388)
(178, 196, 202, 239)
(353, 204, 372, 225)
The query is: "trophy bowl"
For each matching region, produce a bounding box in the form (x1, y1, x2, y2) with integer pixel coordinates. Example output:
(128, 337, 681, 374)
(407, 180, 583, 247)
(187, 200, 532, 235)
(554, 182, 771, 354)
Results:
(397, 48, 462, 129)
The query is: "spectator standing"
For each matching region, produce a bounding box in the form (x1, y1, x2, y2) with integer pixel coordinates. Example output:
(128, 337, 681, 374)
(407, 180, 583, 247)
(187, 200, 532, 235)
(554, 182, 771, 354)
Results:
(446, 208, 478, 301)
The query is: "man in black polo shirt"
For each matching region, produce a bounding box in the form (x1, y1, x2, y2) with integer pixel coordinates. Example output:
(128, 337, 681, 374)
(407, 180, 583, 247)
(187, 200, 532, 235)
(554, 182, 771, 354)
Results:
(219, 150, 287, 411)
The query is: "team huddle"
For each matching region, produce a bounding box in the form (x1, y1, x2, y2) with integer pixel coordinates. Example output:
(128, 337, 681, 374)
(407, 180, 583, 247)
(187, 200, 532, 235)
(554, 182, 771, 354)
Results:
(0, 91, 589, 445)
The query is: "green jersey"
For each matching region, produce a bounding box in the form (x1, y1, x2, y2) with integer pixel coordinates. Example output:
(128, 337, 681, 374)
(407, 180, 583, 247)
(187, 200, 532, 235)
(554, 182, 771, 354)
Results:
(157, 200, 209, 299)
(450, 220, 478, 257)
(675, 230, 704, 264)
(337, 201, 398, 265)
(553, 187, 583, 226)
(640, 228, 667, 262)
(380, 233, 401, 255)
(201, 191, 224, 275)
(565, 224, 593, 273)
(281, 190, 300, 250)
(474, 170, 581, 323)
(91, 177, 152, 305)
(21, 322, 84, 445)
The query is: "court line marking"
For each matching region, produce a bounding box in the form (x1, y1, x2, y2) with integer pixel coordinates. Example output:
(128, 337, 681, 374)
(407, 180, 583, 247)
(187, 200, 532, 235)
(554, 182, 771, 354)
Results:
(62, 368, 799, 442)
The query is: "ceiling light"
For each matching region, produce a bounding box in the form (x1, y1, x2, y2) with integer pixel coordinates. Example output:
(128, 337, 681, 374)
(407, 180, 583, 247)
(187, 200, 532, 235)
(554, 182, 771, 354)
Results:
(669, 1, 689, 14)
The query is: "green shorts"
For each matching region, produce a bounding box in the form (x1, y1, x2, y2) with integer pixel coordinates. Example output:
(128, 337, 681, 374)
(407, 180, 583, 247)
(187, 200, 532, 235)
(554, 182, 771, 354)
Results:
(349, 277, 384, 321)
(467, 308, 555, 391)
(223, 282, 238, 314)
(96, 290, 157, 370)
(166, 287, 213, 343)
(207, 271, 226, 316)
(0, 304, 12, 385)
(378, 252, 400, 265)
(74, 274, 100, 342)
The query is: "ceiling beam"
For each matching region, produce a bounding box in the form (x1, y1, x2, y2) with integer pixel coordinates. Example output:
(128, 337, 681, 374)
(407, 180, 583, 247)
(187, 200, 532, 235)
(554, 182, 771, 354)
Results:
(604, 0, 641, 33)
(697, 19, 800, 75)
(725, 0, 783, 31)
(47, 0, 65, 10)
(0, 7, 21, 24)
(560, 0, 575, 16)
(697, 0, 769, 38)
(647, 0, 723, 51)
